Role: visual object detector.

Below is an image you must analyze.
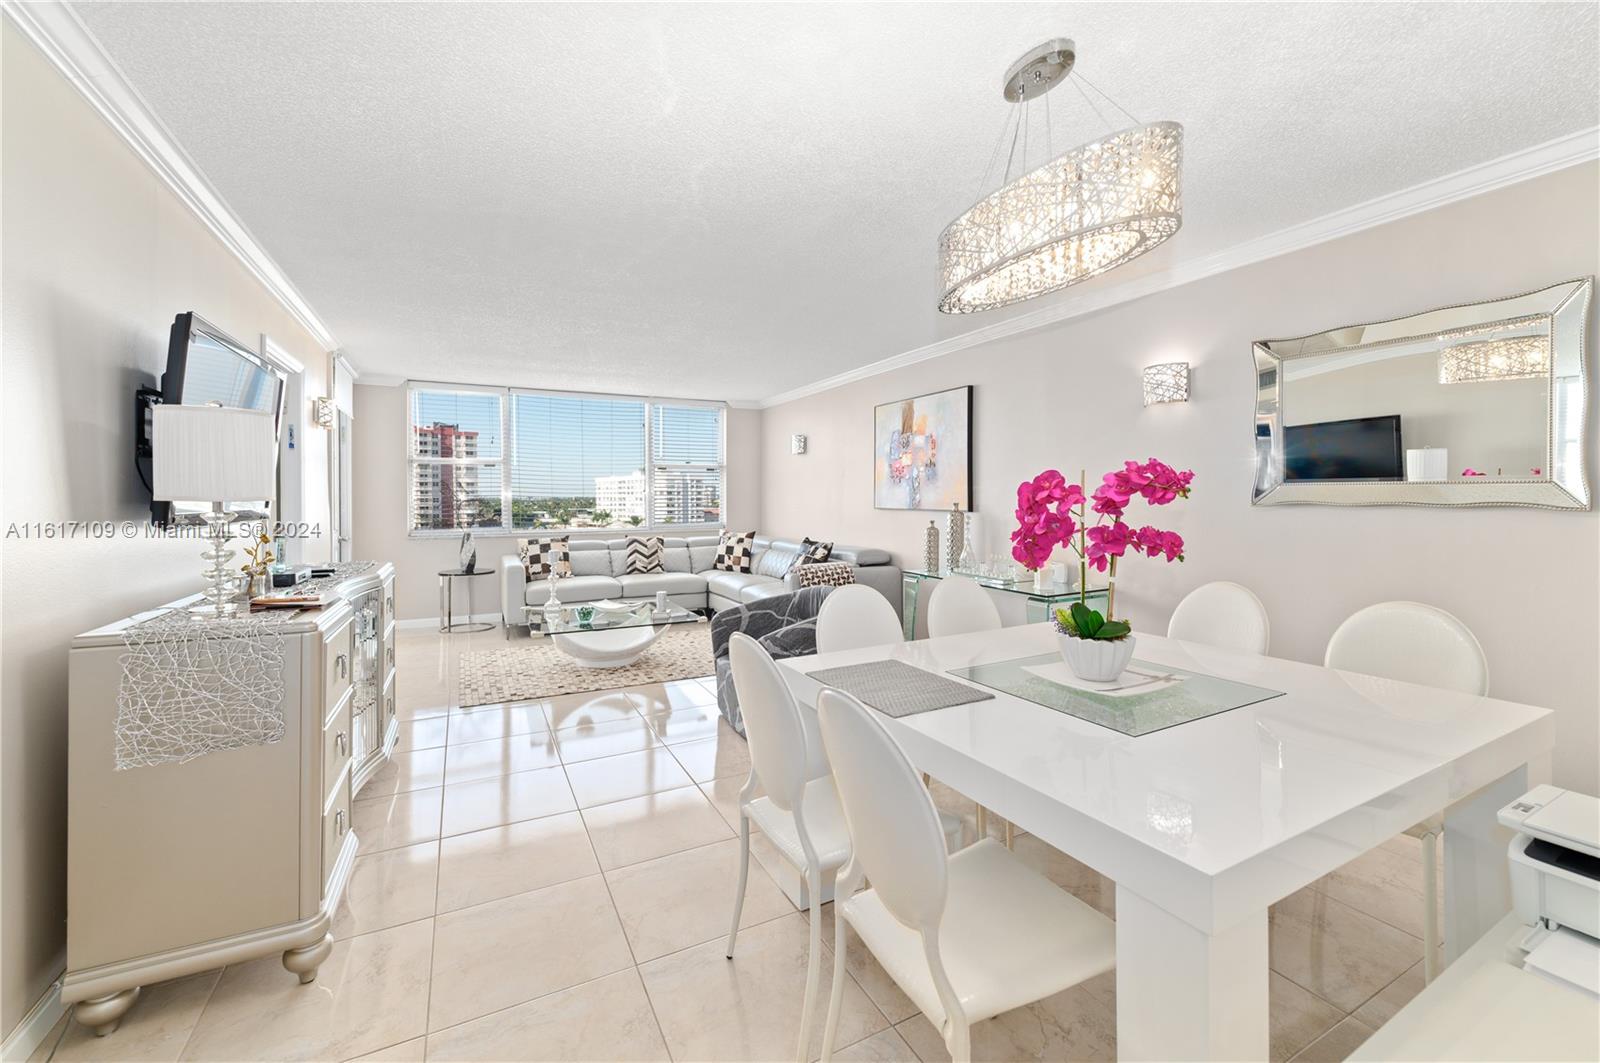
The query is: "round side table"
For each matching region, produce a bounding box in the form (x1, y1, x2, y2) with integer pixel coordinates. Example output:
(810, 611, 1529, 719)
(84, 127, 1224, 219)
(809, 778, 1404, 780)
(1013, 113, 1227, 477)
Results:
(438, 569, 495, 633)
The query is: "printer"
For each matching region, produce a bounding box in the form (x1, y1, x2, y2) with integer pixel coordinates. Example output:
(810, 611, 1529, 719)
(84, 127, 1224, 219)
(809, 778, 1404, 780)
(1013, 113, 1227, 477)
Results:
(1497, 785, 1600, 995)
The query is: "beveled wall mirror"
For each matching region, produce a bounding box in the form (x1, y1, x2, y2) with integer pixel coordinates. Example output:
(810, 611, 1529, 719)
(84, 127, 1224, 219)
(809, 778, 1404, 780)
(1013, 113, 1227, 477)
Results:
(1252, 278, 1592, 509)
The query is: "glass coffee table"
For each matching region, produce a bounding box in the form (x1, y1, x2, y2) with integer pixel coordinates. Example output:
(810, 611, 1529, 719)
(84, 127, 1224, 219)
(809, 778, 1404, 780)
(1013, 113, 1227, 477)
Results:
(523, 599, 704, 669)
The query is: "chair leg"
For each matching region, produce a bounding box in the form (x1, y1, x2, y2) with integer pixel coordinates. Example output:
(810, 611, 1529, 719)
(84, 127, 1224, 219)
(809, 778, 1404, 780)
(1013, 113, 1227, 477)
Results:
(820, 897, 848, 1063)
(1421, 829, 1440, 983)
(947, 1015, 972, 1063)
(797, 867, 824, 1063)
(1004, 818, 1014, 850)
(725, 813, 751, 959)
(976, 804, 988, 840)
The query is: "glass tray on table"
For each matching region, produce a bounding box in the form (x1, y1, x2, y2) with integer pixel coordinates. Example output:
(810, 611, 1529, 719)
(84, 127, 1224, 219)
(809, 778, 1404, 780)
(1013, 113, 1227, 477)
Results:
(947, 654, 1284, 736)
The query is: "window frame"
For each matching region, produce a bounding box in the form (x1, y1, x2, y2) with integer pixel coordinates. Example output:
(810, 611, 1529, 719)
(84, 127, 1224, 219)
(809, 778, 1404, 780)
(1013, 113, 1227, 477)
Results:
(405, 381, 728, 539)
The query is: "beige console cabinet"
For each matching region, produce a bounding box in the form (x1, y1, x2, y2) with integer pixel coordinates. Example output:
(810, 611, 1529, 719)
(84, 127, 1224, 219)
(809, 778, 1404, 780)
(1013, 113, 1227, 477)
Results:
(63, 563, 398, 1035)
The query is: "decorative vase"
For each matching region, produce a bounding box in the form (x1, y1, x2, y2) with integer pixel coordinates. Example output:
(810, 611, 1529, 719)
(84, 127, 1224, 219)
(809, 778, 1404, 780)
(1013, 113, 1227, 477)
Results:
(924, 521, 941, 574)
(1057, 632, 1137, 683)
(945, 504, 965, 572)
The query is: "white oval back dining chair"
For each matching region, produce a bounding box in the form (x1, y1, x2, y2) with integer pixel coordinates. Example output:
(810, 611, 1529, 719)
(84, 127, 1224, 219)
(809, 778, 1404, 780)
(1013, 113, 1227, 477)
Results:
(1167, 581, 1271, 655)
(725, 633, 849, 1062)
(1324, 601, 1489, 984)
(815, 688, 1116, 1063)
(815, 584, 903, 655)
(926, 575, 1002, 638)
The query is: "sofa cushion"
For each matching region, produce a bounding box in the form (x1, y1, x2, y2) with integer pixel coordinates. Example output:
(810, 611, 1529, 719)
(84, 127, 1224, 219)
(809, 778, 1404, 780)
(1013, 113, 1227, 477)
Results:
(705, 570, 777, 601)
(567, 546, 614, 577)
(617, 571, 705, 597)
(754, 544, 804, 579)
(714, 531, 755, 573)
(522, 575, 622, 606)
(829, 544, 891, 566)
(801, 538, 834, 563)
(662, 541, 693, 573)
(517, 537, 571, 579)
(740, 580, 793, 603)
(624, 535, 666, 574)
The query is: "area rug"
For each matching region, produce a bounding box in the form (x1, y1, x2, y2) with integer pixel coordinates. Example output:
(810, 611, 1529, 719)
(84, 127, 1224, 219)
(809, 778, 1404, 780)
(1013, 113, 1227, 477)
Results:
(458, 622, 716, 706)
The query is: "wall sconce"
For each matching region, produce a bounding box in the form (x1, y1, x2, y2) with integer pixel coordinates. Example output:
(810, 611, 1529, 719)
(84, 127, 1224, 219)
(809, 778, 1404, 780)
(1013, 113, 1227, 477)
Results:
(312, 397, 335, 429)
(1143, 362, 1190, 406)
(790, 434, 807, 455)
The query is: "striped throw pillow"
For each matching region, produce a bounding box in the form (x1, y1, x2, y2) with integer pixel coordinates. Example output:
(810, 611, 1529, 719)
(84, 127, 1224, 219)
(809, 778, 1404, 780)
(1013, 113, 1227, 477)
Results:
(624, 535, 665, 575)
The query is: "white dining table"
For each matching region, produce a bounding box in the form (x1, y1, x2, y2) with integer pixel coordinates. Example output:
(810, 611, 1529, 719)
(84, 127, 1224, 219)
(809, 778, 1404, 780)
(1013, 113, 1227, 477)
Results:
(778, 623, 1554, 1062)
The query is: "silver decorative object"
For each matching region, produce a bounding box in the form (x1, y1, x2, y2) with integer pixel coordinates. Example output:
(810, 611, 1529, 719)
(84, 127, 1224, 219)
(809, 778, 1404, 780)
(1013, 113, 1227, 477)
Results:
(1143, 362, 1190, 405)
(459, 531, 477, 573)
(115, 608, 290, 770)
(1252, 278, 1591, 510)
(938, 39, 1183, 315)
(924, 520, 941, 574)
(945, 503, 965, 572)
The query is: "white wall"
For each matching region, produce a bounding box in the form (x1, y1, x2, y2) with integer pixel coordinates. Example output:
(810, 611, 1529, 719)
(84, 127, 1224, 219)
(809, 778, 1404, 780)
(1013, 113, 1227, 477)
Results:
(759, 161, 1600, 794)
(351, 382, 763, 621)
(0, 23, 335, 1036)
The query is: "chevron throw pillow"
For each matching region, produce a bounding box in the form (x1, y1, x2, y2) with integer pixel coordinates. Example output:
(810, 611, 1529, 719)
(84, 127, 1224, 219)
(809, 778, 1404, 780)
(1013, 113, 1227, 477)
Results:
(624, 535, 665, 574)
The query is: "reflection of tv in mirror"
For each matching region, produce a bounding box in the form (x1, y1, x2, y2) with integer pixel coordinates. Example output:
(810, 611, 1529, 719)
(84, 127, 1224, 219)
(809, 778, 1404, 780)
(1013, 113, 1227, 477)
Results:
(1283, 415, 1403, 481)
(148, 313, 286, 526)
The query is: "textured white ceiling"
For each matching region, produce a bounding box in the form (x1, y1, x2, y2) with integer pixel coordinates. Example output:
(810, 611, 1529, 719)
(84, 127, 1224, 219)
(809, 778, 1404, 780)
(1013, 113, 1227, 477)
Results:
(71, 1, 1599, 402)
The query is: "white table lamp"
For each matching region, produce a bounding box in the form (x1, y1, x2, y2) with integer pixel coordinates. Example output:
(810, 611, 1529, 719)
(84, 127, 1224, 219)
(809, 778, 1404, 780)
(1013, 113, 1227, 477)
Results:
(153, 404, 278, 617)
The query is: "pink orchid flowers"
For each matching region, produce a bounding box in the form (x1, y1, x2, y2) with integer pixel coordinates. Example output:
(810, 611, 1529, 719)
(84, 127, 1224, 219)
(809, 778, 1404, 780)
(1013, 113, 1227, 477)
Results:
(1011, 458, 1195, 619)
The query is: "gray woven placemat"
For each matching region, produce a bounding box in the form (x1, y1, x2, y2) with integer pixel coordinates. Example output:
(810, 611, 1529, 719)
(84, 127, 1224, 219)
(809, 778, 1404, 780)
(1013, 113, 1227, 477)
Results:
(808, 659, 994, 718)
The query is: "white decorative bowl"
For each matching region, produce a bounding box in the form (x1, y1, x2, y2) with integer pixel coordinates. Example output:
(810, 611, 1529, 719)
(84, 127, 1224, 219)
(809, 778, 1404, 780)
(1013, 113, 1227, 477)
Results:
(1056, 632, 1137, 683)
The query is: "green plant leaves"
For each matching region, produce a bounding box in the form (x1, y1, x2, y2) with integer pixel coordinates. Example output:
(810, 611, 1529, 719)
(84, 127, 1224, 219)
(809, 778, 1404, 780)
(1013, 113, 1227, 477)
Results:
(1062, 602, 1130, 641)
(1097, 619, 1132, 639)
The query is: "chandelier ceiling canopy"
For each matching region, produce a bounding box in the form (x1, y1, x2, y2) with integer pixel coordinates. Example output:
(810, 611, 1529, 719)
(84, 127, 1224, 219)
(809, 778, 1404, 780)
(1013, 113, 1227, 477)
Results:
(938, 39, 1184, 315)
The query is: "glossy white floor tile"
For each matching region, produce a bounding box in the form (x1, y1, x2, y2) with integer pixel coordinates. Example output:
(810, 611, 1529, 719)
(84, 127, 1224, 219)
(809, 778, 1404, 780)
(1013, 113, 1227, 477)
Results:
(41, 627, 1445, 1063)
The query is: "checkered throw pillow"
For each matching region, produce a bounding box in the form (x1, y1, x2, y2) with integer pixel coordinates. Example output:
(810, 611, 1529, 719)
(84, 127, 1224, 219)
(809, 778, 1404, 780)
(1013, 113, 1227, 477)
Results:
(517, 536, 571, 580)
(714, 530, 755, 573)
(794, 561, 854, 588)
(800, 537, 834, 564)
(624, 535, 665, 575)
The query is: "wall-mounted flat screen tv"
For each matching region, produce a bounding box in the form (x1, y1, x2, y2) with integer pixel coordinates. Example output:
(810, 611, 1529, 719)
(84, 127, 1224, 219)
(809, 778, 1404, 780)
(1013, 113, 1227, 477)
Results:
(1283, 414, 1403, 482)
(148, 312, 286, 526)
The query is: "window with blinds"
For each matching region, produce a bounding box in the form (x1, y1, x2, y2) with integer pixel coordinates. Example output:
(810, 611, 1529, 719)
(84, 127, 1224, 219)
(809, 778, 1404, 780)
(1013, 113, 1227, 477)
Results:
(650, 403, 724, 527)
(510, 394, 647, 529)
(405, 385, 726, 534)
(407, 387, 505, 531)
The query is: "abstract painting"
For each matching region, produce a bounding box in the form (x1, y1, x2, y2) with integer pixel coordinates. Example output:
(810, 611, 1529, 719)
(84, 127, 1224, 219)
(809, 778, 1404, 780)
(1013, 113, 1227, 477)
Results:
(873, 385, 972, 510)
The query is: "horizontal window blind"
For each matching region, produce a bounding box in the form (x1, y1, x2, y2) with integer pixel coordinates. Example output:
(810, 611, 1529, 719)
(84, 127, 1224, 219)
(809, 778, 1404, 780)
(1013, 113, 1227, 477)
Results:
(406, 385, 726, 534)
(408, 387, 505, 531)
(650, 404, 723, 527)
(510, 394, 646, 530)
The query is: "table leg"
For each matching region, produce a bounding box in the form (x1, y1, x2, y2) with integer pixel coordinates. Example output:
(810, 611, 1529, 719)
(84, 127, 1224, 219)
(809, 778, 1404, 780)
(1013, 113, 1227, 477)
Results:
(901, 575, 919, 641)
(1115, 884, 1268, 1061)
(438, 575, 449, 633)
(1443, 763, 1526, 962)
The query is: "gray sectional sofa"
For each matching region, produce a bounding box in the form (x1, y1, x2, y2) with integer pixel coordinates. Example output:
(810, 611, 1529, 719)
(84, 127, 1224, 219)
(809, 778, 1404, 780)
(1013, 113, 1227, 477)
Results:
(499, 534, 902, 632)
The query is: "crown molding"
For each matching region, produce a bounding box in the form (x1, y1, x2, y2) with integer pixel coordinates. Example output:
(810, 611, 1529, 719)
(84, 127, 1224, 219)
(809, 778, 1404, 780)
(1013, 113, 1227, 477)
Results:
(758, 126, 1600, 409)
(3, 0, 339, 352)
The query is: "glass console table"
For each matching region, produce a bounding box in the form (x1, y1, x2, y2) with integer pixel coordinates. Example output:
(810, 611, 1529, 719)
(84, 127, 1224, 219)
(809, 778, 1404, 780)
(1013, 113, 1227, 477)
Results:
(901, 569, 1108, 640)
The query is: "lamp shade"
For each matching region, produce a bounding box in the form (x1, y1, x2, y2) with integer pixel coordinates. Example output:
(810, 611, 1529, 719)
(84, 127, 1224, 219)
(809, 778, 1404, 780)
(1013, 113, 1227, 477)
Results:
(152, 404, 278, 501)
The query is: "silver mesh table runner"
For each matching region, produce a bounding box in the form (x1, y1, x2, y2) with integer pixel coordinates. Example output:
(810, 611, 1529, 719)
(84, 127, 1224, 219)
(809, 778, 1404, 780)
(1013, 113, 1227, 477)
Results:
(807, 659, 993, 718)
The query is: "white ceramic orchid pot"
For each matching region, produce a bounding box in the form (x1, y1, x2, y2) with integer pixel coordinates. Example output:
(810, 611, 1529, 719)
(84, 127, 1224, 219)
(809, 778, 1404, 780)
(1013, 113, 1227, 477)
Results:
(1057, 631, 1137, 683)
